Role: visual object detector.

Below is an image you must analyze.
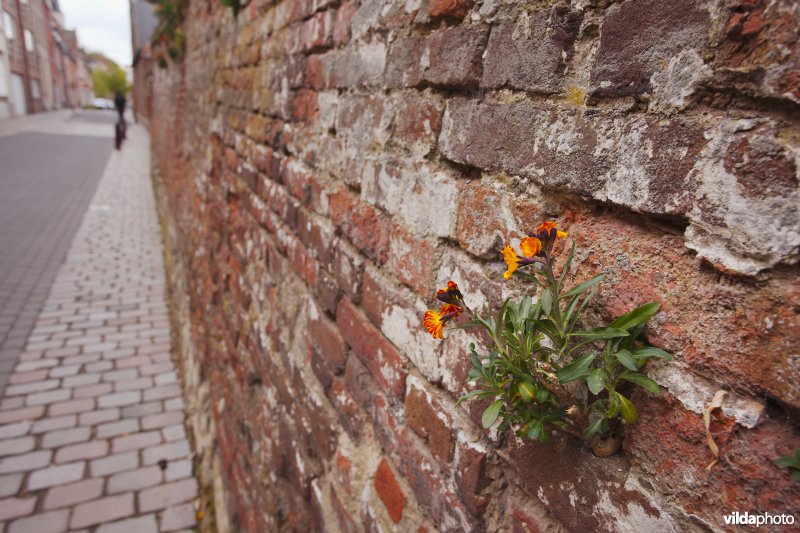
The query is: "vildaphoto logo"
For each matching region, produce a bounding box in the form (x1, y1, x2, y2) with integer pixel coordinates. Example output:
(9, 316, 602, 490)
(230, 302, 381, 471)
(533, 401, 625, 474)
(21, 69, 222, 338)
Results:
(723, 511, 796, 527)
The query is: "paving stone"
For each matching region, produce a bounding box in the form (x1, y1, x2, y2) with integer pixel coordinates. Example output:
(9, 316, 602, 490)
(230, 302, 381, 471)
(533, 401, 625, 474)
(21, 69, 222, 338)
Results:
(162, 424, 187, 442)
(96, 419, 139, 439)
(0, 497, 36, 521)
(4, 379, 60, 396)
(144, 439, 192, 469)
(164, 397, 184, 411)
(121, 401, 162, 419)
(25, 389, 70, 406)
(101, 369, 138, 383)
(143, 384, 181, 402)
(0, 421, 31, 439)
(54, 439, 108, 463)
(138, 478, 198, 512)
(95, 514, 158, 533)
(61, 374, 101, 388)
(7, 508, 69, 533)
(84, 361, 113, 373)
(69, 493, 134, 529)
(0, 397, 24, 410)
(0, 474, 23, 498)
(42, 427, 90, 448)
(31, 415, 76, 434)
(141, 411, 183, 431)
(153, 371, 177, 386)
(0, 436, 35, 456)
(164, 458, 193, 482)
(27, 461, 85, 490)
(90, 451, 139, 477)
(97, 391, 141, 409)
(0, 450, 52, 474)
(43, 478, 104, 510)
(160, 502, 196, 531)
(48, 365, 80, 378)
(107, 465, 162, 494)
(73, 383, 114, 399)
(48, 398, 94, 416)
(7, 370, 49, 385)
(112, 431, 162, 453)
(0, 406, 44, 424)
(78, 408, 119, 426)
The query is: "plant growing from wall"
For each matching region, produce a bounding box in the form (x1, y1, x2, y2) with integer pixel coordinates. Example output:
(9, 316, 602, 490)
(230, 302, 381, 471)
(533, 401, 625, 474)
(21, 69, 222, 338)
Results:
(423, 222, 672, 454)
(775, 449, 800, 481)
(153, 0, 188, 66)
(220, 0, 242, 16)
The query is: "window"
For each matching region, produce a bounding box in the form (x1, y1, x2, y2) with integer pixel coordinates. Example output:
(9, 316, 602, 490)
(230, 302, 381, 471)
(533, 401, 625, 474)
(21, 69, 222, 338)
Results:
(24, 29, 33, 52)
(31, 79, 40, 99)
(3, 12, 13, 40)
(0, 56, 8, 98)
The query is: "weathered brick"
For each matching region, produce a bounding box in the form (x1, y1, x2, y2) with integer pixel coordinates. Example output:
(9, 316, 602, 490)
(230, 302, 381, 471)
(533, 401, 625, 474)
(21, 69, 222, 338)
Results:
(70, 493, 135, 529)
(591, 0, 710, 96)
(373, 458, 405, 523)
(405, 380, 454, 463)
(336, 298, 406, 402)
(43, 478, 104, 510)
(482, 7, 582, 94)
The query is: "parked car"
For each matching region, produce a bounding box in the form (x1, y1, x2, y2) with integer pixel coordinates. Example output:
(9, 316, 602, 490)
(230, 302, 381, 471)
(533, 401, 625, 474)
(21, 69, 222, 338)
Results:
(89, 98, 115, 110)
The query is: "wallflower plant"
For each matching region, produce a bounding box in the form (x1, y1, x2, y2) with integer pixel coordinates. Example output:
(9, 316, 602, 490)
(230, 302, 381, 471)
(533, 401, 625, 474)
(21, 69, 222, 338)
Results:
(423, 222, 672, 451)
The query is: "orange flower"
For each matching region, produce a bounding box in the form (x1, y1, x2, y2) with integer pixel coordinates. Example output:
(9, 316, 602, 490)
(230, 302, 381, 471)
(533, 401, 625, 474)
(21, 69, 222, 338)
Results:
(535, 221, 568, 241)
(423, 310, 446, 339)
(439, 303, 463, 317)
(502, 237, 542, 280)
(435, 280, 465, 309)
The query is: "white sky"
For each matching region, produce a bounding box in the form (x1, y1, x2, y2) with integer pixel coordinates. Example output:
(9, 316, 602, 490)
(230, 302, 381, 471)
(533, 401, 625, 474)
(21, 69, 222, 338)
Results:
(59, 0, 132, 67)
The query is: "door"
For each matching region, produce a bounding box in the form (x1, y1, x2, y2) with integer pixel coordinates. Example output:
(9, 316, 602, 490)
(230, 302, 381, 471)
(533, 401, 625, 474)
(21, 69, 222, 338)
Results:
(11, 73, 25, 116)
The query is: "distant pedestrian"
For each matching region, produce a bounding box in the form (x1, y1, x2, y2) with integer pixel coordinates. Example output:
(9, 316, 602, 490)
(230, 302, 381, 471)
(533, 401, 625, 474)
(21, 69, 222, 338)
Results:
(114, 91, 126, 121)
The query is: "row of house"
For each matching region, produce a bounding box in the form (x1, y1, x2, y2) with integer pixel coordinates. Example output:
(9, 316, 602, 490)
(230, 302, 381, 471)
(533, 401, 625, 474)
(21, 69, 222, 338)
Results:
(0, 0, 92, 119)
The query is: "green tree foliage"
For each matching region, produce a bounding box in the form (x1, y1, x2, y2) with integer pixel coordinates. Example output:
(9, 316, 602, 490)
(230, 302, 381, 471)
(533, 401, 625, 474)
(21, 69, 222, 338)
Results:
(91, 63, 129, 97)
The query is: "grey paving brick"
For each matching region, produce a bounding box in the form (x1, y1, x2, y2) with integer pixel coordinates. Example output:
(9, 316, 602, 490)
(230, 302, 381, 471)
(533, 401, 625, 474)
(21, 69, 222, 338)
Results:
(7, 508, 69, 533)
(54, 439, 108, 463)
(0, 421, 31, 439)
(138, 478, 198, 512)
(0, 450, 52, 474)
(107, 465, 162, 494)
(0, 497, 36, 521)
(140, 411, 183, 431)
(90, 451, 138, 477)
(0, 436, 35, 456)
(48, 398, 94, 416)
(97, 391, 141, 409)
(27, 461, 85, 490)
(0, 474, 23, 498)
(78, 408, 119, 426)
(95, 514, 158, 533)
(0, 406, 44, 424)
(41, 426, 90, 448)
(31, 415, 76, 433)
(112, 431, 162, 453)
(69, 493, 134, 529)
(4, 379, 59, 396)
(43, 478, 104, 510)
(160, 502, 196, 532)
(96, 419, 139, 439)
(25, 389, 70, 406)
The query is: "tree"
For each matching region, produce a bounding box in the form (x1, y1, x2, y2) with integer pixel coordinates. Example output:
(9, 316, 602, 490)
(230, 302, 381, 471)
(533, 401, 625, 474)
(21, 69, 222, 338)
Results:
(90, 57, 129, 97)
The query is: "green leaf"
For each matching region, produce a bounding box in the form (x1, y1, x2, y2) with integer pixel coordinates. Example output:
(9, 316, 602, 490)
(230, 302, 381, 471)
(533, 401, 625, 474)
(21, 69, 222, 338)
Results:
(456, 389, 489, 405)
(610, 302, 660, 331)
(586, 368, 605, 395)
(616, 392, 638, 423)
(562, 273, 605, 299)
(541, 288, 553, 316)
(531, 319, 559, 339)
(559, 240, 577, 287)
(775, 456, 799, 469)
(632, 347, 673, 361)
(482, 399, 503, 428)
(582, 417, 605, 439)
(557, 353, 597, 383)
(519, 296, 532, 323)
(620, 373, 660, 394)
(518, 382, 536, 403)
(527, 419, 544, 440)
(570, 327, 629, 340)
(615, 349, 639, 371)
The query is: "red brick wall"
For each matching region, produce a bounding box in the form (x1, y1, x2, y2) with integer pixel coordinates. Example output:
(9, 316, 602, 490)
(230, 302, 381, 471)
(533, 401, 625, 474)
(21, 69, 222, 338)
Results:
(147, 0, 800, 531)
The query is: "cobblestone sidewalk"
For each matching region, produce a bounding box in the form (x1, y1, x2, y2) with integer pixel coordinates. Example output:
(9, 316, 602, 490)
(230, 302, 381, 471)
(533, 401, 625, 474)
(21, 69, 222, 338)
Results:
(0, 125, 198, 532)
